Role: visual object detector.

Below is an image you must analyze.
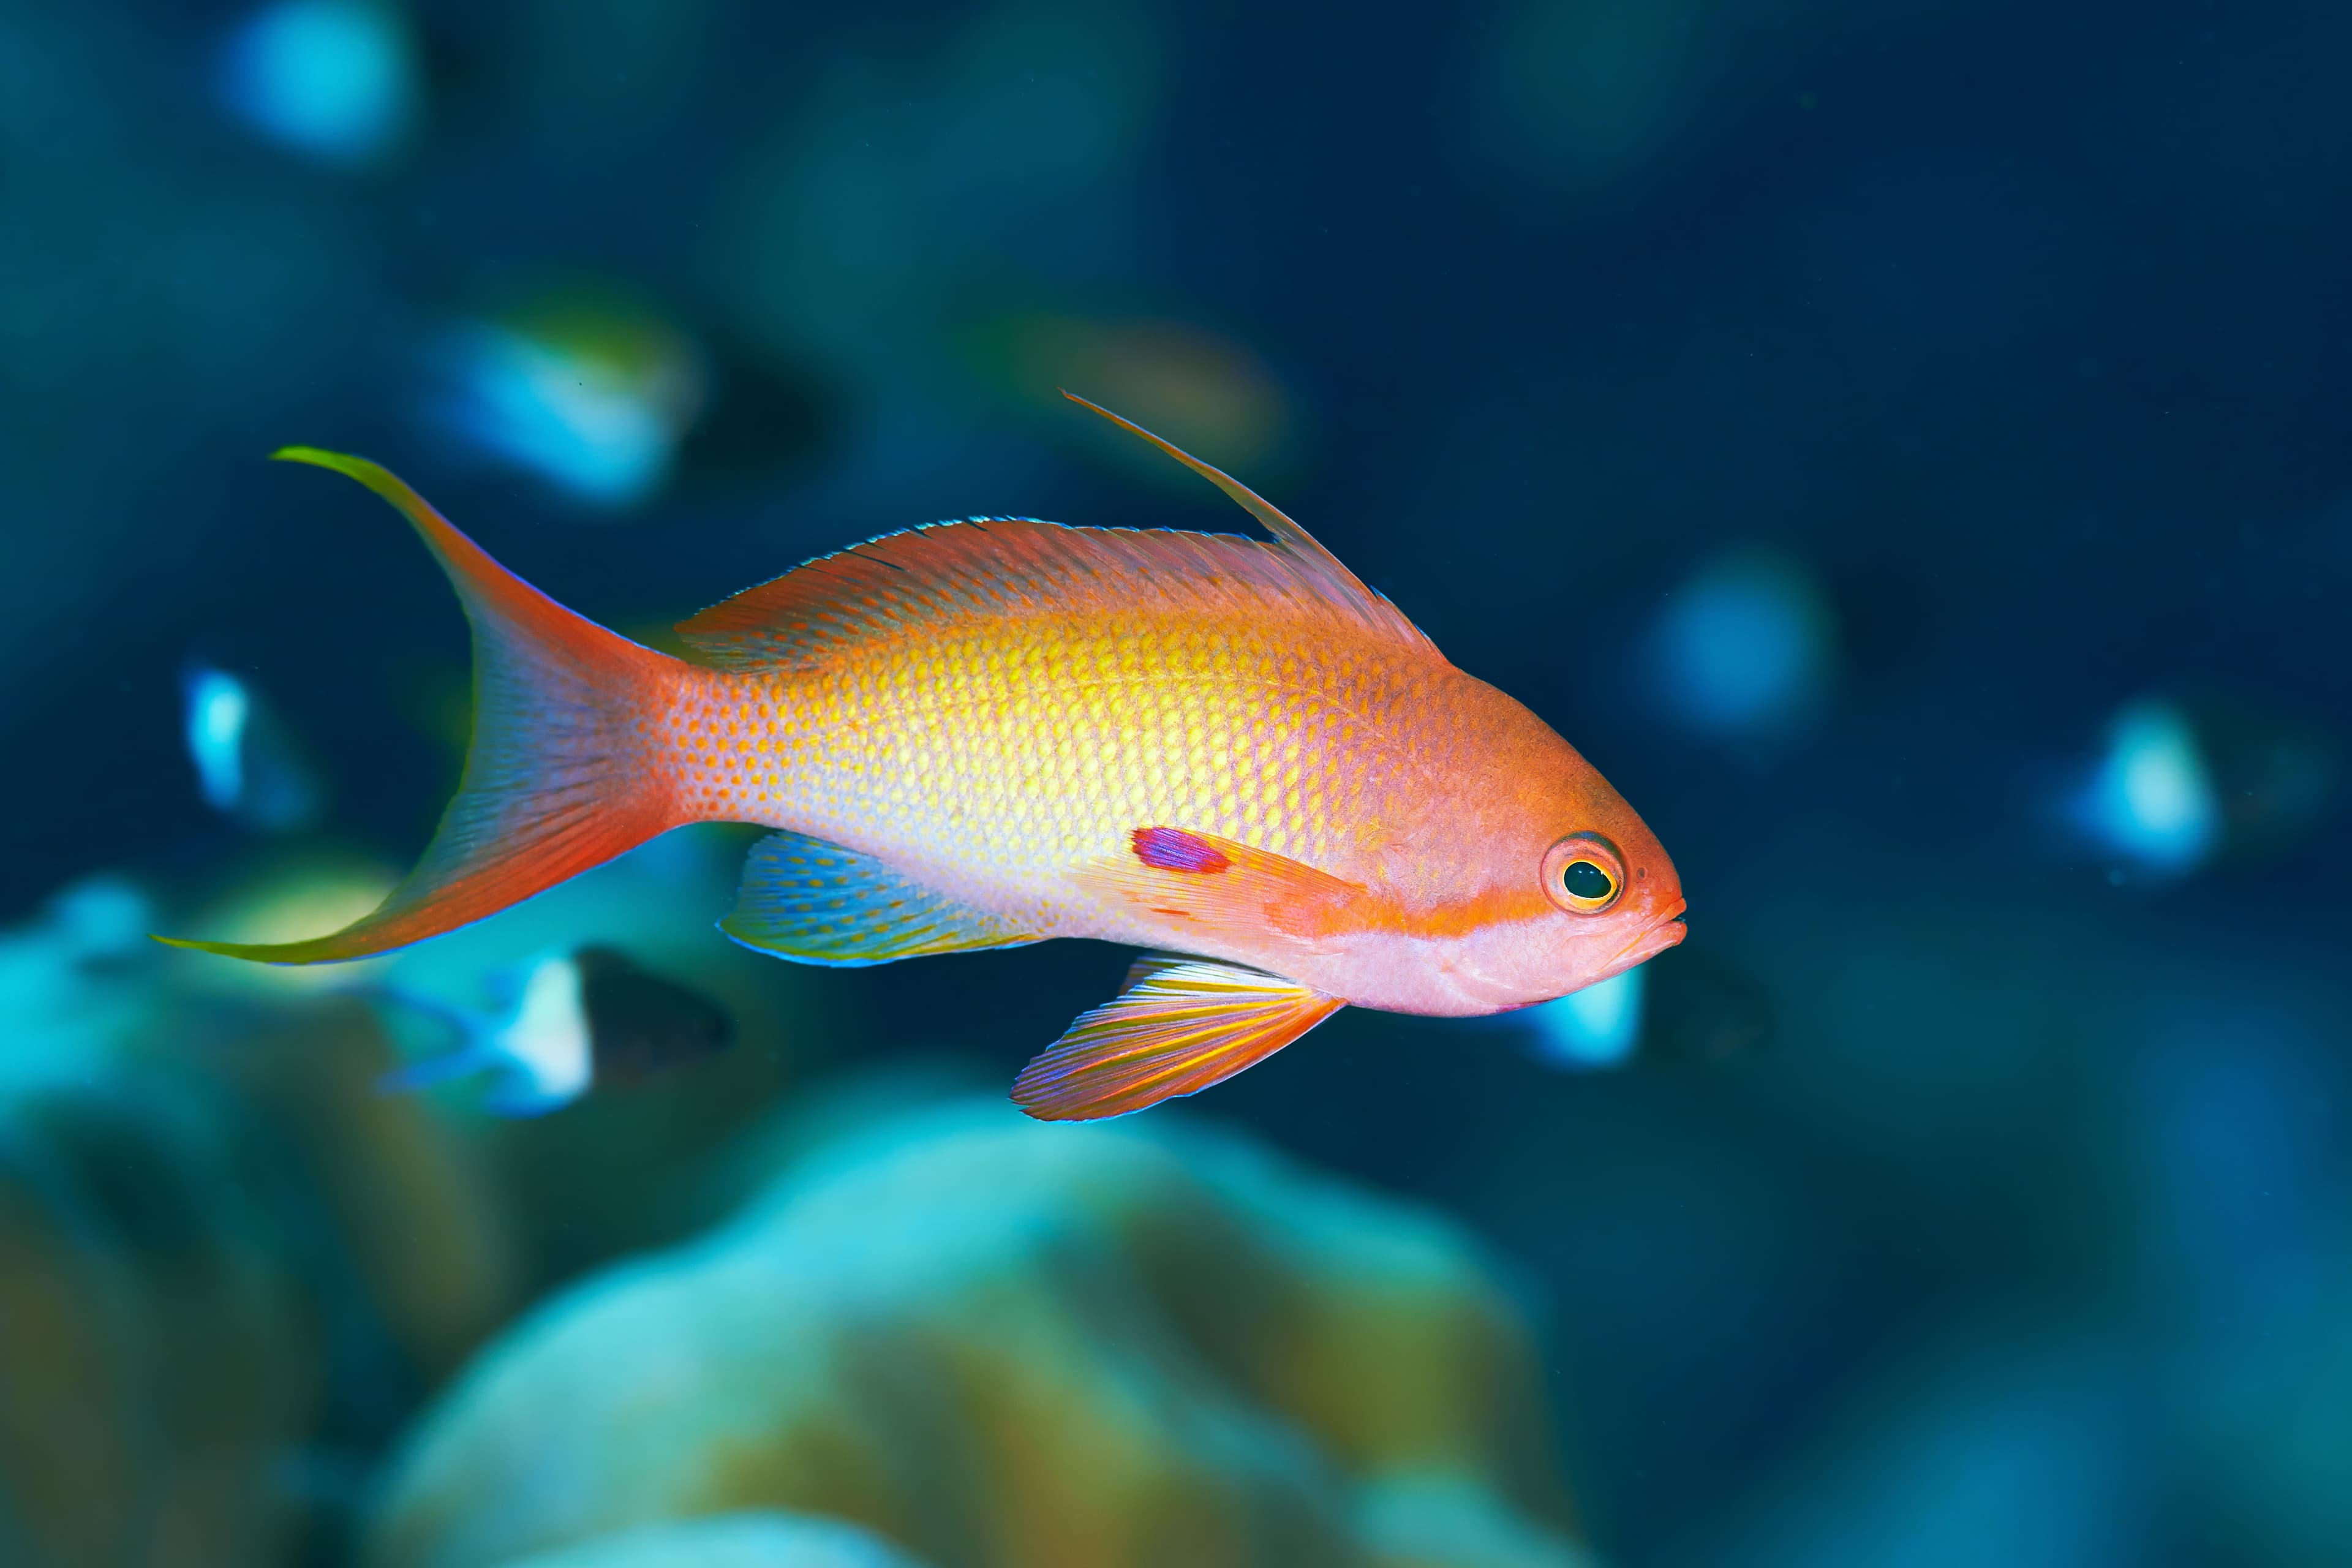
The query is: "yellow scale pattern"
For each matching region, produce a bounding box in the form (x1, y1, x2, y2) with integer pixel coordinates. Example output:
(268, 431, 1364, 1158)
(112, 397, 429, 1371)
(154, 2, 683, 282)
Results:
(654, 606, 1440, 937)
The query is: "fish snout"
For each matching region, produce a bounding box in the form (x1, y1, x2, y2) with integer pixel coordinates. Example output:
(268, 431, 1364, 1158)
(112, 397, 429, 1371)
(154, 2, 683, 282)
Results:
(1616, 900, 1688, 968)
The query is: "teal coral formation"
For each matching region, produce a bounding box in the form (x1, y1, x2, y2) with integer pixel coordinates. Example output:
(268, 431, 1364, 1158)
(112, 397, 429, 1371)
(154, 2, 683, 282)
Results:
(497, 1513, 930, 1567)
(366, 1103, 1597, 1568)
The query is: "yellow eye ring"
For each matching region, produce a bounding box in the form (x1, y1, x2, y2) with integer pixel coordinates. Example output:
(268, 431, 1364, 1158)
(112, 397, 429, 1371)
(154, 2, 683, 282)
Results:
(1540, 834, 1626, 914)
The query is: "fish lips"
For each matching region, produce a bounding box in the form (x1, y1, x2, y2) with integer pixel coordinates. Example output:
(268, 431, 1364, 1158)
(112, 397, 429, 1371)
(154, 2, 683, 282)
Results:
(1612, 900, 1689, 971)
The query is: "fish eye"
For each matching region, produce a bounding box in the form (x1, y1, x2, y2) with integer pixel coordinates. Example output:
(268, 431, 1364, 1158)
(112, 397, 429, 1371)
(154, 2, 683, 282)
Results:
(1562, 859, 1613, 902)
(1540, 834, 1626, 914)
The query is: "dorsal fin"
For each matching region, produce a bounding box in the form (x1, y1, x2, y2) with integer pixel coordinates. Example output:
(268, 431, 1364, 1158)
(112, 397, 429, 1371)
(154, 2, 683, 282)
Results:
(675, 404, 1436, 671)
(1058, 390, 1390, 619)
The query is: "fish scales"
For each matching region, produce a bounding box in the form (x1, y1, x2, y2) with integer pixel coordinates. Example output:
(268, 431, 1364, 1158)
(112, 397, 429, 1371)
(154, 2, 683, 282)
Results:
(658, 604, 1431, 944)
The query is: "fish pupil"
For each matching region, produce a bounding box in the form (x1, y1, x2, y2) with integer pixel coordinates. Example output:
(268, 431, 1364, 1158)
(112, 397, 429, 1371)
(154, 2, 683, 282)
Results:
(1563, 861, 1613, 901)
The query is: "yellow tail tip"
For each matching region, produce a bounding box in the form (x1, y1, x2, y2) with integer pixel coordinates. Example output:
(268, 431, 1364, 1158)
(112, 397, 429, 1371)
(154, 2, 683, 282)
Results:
(271, 445, 372, 477)
(268, 446, 452, 533)
(148, 932, 324, 964)
(150, 932, 249, 957)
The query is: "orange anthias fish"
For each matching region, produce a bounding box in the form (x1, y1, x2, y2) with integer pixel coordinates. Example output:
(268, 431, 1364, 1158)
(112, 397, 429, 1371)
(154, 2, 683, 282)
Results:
(162, 396, 1686, 1120)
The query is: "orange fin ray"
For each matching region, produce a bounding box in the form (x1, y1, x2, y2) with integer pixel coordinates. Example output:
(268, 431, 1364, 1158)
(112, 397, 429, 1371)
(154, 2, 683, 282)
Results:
(720, 831, 1039, 967)
(675, 400, 1436, 672)
(1012, 955, 1343, 1121)
(1058, 391, 1432, 652)
(155, 450, 681, 964)
(1075, 826, 1370, 948)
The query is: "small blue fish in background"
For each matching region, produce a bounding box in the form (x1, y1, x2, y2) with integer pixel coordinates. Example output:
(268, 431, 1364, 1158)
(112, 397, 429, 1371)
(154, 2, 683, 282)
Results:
(2072, 698, 2218, 876)
(183, 664, 323, 834)
(1650, 550, 1838, 743)
(1523, 944, 1774, 1072)
(1528, 965, 1648, 1070)
(431, 293, 710, 510)
(2070, 694, 2337, 879)
(376, 945, 735, 1117)
(219, 0, 418, 167)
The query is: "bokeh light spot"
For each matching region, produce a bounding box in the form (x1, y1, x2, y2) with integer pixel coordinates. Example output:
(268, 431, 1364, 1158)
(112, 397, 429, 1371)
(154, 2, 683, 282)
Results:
(2076, 698, 2219, 874)
(1653, 552, 1835, 738)
(1528, 963, 1646, 1069)
(221, 0, 418, 167)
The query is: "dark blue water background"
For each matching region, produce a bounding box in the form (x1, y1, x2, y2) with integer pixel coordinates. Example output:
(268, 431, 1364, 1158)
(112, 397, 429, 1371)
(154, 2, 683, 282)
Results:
(2, 2, 2347, 1563)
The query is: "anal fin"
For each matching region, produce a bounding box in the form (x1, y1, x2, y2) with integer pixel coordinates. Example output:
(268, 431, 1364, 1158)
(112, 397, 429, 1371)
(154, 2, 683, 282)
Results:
(723, 831, 1039, 967)
(1012, 954, 1343, 1121)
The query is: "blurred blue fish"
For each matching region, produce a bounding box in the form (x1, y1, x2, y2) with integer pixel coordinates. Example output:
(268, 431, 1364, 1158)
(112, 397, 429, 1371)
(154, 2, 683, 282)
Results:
(183, 664, 323, 832)
(220, 0, 417, 166)
(375, 944, 734, 1117)
(430, 296, 709, 509)
(1526, 965, 1646, 1069)
(2071, 698, 2218, 875)
(1652, 551, 1836, 741)
(2069, 694, 2337, 877)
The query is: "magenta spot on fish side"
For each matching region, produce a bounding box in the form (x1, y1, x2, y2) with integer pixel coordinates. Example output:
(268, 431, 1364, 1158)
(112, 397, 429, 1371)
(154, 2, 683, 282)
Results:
(1132, 826, 1230, 875)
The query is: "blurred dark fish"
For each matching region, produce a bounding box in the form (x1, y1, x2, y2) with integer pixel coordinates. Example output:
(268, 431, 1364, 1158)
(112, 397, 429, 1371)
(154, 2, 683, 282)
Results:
(571, 945, 737, 1088)
(183, 664, 323, 833)
(1638, 942, 1774, 1065)
(375, 944, 733, 1117)
(1524, 941, 1772, 1071)
(2184, 696, 2339, 862)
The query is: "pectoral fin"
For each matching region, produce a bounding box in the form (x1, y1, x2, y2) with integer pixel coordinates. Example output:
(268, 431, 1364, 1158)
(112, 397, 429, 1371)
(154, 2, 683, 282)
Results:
(1012, 954, 1343, 1121)
(1076, 826, 1370, 948)
(722, 831, 1039, 966)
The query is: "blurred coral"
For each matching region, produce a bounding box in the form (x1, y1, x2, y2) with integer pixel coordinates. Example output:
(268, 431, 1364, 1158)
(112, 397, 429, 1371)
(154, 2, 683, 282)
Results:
(364, 1101, 1596, 1568)
(496, 1513, 933, 1568)
(0, 1082, 318, 1565)
(0, 829, 820, 1564)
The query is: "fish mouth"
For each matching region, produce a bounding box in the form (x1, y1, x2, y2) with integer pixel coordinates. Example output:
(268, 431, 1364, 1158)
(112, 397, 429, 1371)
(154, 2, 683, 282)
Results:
(1612, 900, 1688, 969)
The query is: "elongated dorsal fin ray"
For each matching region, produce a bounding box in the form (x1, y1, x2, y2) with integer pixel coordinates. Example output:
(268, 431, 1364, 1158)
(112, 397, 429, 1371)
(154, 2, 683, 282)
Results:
(1012, 955, 1343, 1121)
(1058, 390, 1408, 631)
